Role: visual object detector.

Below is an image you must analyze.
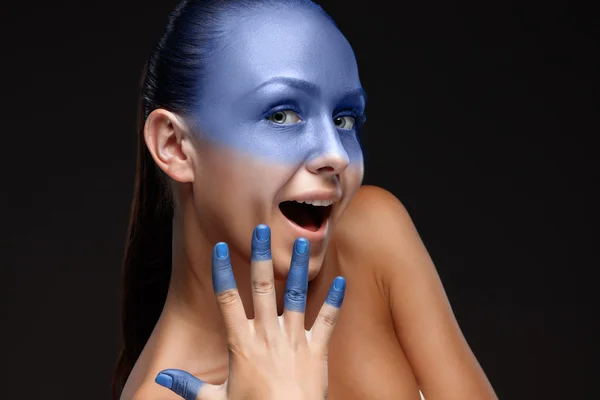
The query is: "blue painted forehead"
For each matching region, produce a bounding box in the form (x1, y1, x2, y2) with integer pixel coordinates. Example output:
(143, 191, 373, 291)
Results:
(196, 5, 364, 108)
(180, 3, 365, 164)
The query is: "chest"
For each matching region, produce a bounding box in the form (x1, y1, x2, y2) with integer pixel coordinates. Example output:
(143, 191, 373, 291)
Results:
(305, 256, 423, 399)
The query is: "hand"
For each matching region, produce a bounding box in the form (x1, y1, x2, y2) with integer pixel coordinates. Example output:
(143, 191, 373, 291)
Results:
(154, 224, 346, 400)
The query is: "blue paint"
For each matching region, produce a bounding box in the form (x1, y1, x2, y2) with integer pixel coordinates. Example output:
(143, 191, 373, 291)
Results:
(155, 372, 173, 389)
(252, 224, 272, 261)
(284, 238, 310, 312)
(295, 238, 308, 255)
(212, 242, 237, 293)
(325, 276, 346, 308)
(189, 6, 366, 166)
(155, 369, 204, 400)
(216, 242, 228, 259)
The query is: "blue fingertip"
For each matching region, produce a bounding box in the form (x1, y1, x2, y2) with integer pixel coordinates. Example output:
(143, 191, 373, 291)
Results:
(294, 237, 308, 255)
(252, 224, 272, 261)
(156, 369, 204, 400)
(216, 242, 228, 259)
(256, 224, 269, 241)
(285, 238, 310, 312)
(212, 242, 236, 293)
(333, 276, 346, 291)
(155, 372, 173, 389)
(325, 276, 346, 308)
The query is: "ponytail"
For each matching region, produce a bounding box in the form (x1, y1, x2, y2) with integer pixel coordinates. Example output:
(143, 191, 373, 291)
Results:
(111, 71, 173, 398)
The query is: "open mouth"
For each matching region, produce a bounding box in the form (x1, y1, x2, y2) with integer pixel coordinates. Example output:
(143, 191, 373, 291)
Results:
(278, 200, 333, 232)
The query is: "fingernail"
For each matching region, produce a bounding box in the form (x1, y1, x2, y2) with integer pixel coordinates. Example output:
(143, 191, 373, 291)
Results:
(294, 237, 308, 255)
(325, 276, 346, 308)
(255, 224, 269, 242)
(333, 276, 346, 291)
(252, 224, 272, 261)
(156, 369, 205, 399)
(155, 372, 173, 389)
(216, 242, 228, 259)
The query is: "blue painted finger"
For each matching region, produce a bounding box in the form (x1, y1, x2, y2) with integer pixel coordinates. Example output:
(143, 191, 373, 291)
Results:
(155, 369, 204, 400)
(212, 242, 236, 294)
(284, 237, 310, 312)
(325, 276, 346, 308)
(251, 224, 272, 261)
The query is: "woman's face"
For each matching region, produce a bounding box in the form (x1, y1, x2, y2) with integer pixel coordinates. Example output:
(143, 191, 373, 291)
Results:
(188, 6, 365, 280)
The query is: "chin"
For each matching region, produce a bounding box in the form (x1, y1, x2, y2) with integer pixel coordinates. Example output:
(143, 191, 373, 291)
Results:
(305, 234, 330, 280)
(307, 253, 327, 281)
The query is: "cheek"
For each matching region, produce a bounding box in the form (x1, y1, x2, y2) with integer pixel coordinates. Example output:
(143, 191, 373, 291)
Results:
(341, 164, 364, 207)
(341, 133, 364, 165)
(197, 143, 296, 188)
(345, 142, 364, 184)
(192, 145, 300, 259)
(225, 154, 299, 200)
(194, 143, 297, 225)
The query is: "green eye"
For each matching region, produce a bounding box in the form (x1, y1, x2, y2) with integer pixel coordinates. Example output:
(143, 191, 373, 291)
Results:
(333, 116, 355, 129)
(269, 110, 302, 124)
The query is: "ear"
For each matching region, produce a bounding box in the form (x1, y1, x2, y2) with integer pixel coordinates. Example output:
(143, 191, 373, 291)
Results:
(144, 109, 196, 183)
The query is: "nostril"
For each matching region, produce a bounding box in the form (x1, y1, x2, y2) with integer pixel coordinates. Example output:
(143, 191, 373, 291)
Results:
(317, 166, 335, 173)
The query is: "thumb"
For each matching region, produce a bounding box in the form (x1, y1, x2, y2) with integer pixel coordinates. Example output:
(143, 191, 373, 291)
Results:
(155, 369, 225, 400)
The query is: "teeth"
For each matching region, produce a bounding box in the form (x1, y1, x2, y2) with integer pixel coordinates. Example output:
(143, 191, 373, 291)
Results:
(294, 199, 334, 207)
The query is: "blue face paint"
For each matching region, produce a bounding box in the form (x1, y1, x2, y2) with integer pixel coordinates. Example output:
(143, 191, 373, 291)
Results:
(284, 237, 310, 312)
(191, 6, 366, 166)
(324, 276, 346, 308)
(155, 369, 204, 400)
(212, 242, 237, 293)
(251, 224, 272, 261)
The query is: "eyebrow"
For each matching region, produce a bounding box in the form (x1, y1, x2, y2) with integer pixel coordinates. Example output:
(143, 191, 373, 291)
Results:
(342, 87, 368, 105)
(248, 76, 367, 103)
(251, 77, 321, 97)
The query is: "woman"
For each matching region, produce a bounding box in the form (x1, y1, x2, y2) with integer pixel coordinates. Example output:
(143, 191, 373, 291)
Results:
(113, 0, 498, 399)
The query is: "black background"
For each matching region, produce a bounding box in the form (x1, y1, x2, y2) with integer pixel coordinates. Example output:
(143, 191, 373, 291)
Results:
(1, 1, 595, 399)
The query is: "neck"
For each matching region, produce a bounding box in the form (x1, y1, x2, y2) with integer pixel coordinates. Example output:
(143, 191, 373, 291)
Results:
(149, 194, 287, 377)
(145, 191, 337, 381)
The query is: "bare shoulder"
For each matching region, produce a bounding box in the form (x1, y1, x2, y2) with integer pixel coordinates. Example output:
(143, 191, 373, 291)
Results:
(326, 186, 424, 399)
(334, 185, 418, 281)
(334, 186, 498, 399)
(338, 185, 410, 230)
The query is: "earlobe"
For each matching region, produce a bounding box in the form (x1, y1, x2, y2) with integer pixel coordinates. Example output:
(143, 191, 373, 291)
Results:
(144, 109, 195, 183)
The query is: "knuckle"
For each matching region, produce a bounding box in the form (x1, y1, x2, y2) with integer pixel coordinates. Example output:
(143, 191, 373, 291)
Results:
(262, 331, 279, 348)
(253, 247, 272, 259)
(216, 289, 239, 306)
(318, 311, 338, 328)
(252, 278, 274, 294)
(228, 341, 244, 355)
(227, 330, 250, 353)
(285, 288, 307, 302)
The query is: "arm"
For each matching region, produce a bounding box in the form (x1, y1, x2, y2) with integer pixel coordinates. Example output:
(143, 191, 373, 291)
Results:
(350, 186, 497, 400)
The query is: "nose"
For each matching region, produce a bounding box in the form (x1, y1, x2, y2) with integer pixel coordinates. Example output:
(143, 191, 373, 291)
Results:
(305, 127, 350, 176)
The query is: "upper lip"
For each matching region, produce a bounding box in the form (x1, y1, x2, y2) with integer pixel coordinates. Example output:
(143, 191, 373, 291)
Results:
(280, 189, 342, 203)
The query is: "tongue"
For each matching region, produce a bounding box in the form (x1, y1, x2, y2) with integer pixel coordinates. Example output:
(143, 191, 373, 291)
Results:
(279, 201, 320, 232)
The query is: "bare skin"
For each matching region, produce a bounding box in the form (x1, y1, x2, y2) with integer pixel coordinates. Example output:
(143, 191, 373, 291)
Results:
(122, 186, 497, 400)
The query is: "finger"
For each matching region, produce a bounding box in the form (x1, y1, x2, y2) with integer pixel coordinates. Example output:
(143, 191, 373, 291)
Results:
(250, 224, 279, 334)
(283, 237, 310, 342)
(155, 369, 224, 400)
(212, 242, 249, 343)
(310, 276, 346, 348)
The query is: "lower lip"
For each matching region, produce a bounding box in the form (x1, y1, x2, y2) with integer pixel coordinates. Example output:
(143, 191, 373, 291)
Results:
(279, 208, 330, 242)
